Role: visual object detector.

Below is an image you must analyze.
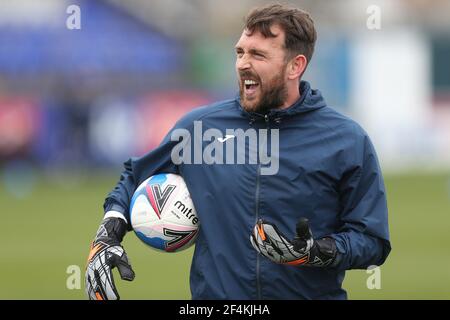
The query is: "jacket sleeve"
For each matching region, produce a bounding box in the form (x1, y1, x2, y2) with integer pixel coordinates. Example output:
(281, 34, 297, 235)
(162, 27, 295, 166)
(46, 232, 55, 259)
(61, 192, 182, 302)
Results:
(103, 118, 192, 227)
(329, 130, 391, 271)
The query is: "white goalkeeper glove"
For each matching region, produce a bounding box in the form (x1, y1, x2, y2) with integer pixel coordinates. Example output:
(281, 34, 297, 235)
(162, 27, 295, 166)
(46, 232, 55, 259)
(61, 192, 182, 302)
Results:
(250, 218, 338, 267)
(85, 217, 135, 300)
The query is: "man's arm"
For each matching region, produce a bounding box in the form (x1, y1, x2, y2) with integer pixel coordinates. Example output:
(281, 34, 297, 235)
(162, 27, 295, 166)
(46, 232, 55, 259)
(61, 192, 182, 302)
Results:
(329, 129, 391, 271)
(250, 126, 391, 270)
(85, 114, 194, 300)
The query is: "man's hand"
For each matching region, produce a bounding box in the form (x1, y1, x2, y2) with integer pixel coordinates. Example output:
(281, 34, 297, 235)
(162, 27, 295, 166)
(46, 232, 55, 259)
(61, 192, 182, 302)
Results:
(250, 218, 338, 267)
(85, 217, 135, 300)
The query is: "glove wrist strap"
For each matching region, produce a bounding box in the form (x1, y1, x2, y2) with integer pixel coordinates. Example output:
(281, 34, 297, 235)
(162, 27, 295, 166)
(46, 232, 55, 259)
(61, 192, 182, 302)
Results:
(310, 237, 338, 267)
(97, 218, 128, 243)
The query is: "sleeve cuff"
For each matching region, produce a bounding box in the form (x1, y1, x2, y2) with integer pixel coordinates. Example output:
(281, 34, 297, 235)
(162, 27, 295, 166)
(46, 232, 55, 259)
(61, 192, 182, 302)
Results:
(104, 211, 128, 224)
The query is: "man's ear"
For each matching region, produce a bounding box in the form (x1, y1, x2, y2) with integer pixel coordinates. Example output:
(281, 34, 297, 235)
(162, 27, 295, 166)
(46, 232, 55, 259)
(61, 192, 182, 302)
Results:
(287, 54, 308, 80)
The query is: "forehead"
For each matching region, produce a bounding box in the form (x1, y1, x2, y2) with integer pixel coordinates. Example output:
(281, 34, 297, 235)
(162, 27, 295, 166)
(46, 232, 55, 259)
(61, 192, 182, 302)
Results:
(235, 24, 285, 52)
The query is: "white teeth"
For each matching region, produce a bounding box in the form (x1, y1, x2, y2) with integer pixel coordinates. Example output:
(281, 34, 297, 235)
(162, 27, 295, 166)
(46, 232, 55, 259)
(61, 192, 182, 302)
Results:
(244, 80, 258, 85)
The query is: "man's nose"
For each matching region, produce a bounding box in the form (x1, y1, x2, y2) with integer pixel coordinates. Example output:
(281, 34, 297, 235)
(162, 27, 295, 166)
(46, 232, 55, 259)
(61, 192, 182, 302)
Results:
(237, 56, 251, 70)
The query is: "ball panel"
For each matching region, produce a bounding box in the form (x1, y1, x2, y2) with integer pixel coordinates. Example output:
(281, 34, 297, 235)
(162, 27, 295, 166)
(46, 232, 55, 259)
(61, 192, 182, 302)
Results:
(135, 230, 166, 251)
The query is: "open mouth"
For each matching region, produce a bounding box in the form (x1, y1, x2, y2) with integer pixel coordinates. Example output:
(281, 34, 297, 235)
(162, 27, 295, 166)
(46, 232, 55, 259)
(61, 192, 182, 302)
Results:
(244, 79, 259, 96)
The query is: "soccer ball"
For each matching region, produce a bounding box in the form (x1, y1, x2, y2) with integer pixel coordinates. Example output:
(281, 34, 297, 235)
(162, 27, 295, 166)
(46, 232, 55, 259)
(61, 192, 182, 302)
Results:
(130, 173, 199, 252)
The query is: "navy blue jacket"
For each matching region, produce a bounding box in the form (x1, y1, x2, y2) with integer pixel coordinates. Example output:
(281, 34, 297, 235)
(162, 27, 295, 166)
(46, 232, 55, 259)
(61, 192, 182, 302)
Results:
(104, 81, 391, 300)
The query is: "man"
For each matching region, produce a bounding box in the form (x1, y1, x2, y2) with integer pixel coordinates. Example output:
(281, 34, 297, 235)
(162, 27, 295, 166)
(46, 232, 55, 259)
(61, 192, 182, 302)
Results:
(85, 4, 391, 300)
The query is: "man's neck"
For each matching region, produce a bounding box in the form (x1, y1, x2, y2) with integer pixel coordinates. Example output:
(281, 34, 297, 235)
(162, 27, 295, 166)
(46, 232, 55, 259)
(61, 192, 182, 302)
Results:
(279, 85, 301, 110)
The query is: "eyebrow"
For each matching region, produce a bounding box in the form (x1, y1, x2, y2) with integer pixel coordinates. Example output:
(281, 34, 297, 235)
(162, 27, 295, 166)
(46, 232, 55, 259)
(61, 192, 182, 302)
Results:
(235, 46, 268, 56)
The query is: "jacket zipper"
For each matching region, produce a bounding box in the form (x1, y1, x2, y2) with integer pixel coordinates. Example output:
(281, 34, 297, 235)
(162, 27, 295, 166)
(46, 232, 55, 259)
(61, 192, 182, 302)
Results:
(255, 114, 270, 299)
(255, 163, 262, 300)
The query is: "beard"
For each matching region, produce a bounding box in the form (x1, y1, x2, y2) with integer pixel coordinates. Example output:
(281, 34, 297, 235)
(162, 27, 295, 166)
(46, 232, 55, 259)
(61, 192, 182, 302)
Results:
(239, 69, 288, 114)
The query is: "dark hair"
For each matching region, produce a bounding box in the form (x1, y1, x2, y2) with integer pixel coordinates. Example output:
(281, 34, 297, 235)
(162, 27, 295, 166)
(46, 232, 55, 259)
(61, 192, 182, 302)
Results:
(244, 3, 317, 63)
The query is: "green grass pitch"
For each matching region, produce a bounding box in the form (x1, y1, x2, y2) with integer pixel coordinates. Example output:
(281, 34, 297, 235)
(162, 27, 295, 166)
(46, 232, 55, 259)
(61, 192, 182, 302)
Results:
(1, 171, 449, 299)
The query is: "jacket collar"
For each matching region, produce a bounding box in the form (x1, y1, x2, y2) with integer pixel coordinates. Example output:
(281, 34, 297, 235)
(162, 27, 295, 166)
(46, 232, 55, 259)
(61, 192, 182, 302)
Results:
(236, 81, 327, 123)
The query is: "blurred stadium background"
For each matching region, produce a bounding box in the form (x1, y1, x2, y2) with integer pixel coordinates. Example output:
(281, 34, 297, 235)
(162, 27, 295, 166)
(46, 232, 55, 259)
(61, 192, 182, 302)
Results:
(1, 0, 450, 299)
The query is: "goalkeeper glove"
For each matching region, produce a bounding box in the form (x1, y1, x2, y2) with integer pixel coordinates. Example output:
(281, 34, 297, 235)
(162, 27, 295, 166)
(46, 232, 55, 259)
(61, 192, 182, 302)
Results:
(250, 218, 338, 267)
(85, 217, 135, 300)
